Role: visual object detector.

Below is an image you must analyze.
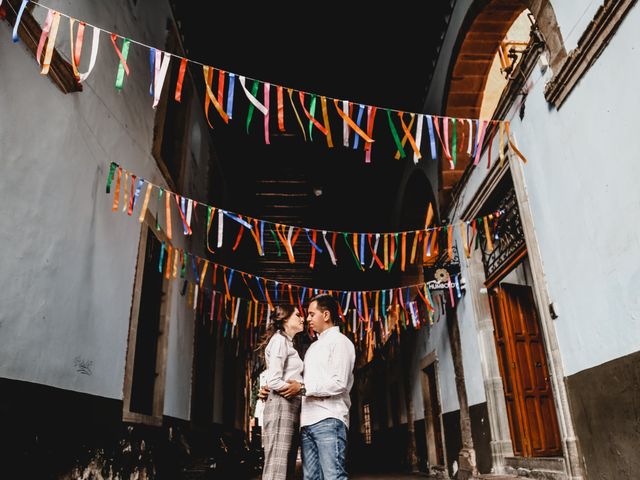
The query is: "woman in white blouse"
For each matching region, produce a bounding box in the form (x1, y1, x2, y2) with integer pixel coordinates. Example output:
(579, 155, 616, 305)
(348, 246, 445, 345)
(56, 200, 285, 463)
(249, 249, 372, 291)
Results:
(259, 305, 305, 480)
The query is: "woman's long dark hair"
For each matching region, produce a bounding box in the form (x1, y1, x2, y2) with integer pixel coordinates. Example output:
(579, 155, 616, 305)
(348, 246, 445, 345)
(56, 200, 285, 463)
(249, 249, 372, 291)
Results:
(256, 305, 296, 361)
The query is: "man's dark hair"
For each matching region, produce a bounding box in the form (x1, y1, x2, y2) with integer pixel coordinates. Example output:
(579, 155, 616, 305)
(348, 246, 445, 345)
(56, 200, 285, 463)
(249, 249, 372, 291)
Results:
(309, 293, 340, 325)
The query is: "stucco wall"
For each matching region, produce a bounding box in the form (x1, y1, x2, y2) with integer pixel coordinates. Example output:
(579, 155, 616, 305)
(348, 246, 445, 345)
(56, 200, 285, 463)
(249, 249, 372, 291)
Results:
(441, 1, 640, 378)
(0, 0, 213, 420)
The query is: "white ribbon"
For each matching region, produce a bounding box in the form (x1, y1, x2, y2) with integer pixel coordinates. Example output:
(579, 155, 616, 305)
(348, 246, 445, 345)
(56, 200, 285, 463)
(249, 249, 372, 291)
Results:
(342, 100, 350, 147)
(238, 75, 268, 115)
(193, 285, 199, 311)
(414, 115, 423, 164)
(217, 210, 224, 247)
(467, 119, 473, 155)
(233, 298, 241, 326)
(186, 199, 193, 233)
(78, 27, 101, 82)
(153, 50, 171, 108)
(322, 231, 337, 265)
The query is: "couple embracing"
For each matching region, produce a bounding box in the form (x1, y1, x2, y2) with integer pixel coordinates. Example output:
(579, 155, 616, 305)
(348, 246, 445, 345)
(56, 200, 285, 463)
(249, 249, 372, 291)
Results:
(259, 294, 356, 480)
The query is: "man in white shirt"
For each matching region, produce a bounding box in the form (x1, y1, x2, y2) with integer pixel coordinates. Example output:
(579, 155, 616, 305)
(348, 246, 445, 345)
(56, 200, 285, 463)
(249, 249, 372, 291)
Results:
(298, 294, 356, 479)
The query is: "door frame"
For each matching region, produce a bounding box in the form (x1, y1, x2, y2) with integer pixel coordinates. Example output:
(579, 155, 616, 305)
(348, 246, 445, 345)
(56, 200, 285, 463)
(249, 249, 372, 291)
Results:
(458, 155, 583, 478)
(419, 351, 447, 471)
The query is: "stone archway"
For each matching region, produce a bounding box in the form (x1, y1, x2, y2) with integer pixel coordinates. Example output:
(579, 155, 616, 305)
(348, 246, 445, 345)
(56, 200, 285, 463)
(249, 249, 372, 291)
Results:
(442, 0, 566, 200)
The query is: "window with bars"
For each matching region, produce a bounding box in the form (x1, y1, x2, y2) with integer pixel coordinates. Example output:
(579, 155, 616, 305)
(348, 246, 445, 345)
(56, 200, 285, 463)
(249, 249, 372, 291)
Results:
(363, 403, 372, 445)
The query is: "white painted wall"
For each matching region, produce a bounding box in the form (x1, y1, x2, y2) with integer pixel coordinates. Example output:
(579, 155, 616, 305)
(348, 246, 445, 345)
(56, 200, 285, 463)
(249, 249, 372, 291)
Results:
(549, 0, 603, 52)
(0, 0, 214, 419)
(409, 284, 487, 419)
(443, 1, 640, 377)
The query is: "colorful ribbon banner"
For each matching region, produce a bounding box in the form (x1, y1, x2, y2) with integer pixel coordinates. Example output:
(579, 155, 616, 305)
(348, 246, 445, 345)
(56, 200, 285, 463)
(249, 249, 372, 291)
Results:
(11, 1, 528, 167)
(107, 163, 505, 271)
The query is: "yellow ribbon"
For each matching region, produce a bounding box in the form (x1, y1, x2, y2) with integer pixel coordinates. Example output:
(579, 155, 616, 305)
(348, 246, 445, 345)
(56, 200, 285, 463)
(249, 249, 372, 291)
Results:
(287, 88, 307, 141)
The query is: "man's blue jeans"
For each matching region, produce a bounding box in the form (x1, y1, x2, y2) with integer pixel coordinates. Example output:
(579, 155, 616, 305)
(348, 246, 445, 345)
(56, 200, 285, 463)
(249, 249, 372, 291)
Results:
(301, 417, 348, 479)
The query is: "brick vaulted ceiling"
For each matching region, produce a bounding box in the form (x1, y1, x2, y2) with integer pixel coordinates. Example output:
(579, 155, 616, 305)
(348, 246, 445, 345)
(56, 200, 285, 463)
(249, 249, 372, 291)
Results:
(442, 0, 527, 206)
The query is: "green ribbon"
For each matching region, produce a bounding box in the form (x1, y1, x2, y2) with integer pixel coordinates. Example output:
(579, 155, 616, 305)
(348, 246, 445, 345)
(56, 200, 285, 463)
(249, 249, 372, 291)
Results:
(115, 38, 130, 91)
(158, 242, 165, 273)
(245, 80, 260, 133)
(386, 110, 405, 159)
(452, 119, 457, 168)
(156, 188, 163, 231)
(181, 252, 187, 278)
(308, 94, 317, 141)
(388, 233, 400, 270)
(106, 163, 117, 193)
(342, 233, 365, 271)
(475, 218, 482, 250)
(270, 228, 282, 257)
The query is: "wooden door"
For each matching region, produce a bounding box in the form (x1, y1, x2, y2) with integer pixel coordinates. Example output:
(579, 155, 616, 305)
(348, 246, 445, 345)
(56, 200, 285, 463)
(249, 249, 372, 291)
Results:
(489, 283, 562, 457)
(421, 362, 445, 467)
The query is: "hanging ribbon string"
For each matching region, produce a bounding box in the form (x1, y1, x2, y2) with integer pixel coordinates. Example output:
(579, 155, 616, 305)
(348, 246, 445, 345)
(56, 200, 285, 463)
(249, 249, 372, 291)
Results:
(277, 86, 285, 132)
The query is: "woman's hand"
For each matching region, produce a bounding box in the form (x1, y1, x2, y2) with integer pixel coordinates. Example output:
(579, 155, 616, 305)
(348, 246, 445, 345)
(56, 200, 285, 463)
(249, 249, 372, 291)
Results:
(277, 380, 302, 399)
(258, 385, 270, 400)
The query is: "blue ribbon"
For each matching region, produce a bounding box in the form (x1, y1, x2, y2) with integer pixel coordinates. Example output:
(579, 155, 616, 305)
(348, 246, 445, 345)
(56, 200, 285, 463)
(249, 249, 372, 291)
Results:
(260, 221, 265, 254)
(274, 281, 279, 302)
(471, 119, 479, 158)
(132, 178, 144, 210)
(353, 105, 364, 150)
(301, 287, 307, 306)
(191, 256, 199, 283)
(426, 115, 437, 160)
(353, 104, 365, 149)
(405, 287, 411, 308)
(359, 234, 365, 265)
(12, 0, 28, 43)
(304, 228, 323, 253)
(255, 276, 267, 302)
(149, 48, 155, 96)
(227, 269, 234, 290)
(227, 73, 236, 120)
(223, 211, 253, 229)
(455, 274, 462, 299)
(382, 290, 386, 316)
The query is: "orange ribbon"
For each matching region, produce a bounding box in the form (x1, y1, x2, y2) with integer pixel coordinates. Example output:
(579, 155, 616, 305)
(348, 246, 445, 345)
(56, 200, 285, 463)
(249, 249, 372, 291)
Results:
(111, 167, 121, 211)
(175, 58, 187, 102)
(110, 33, 130, 76)
(320, 96, 334, 148)
(299, 92, 328, 135)
(69, 19, 85, 80)
(506, 121, 528, 163)
(165, 192, 172, 240)
(332, 99, 373, 143)
(396, 113, 421, 160)
(41, 12, 61, 75)
(203, 66, 229, 127)
(277, 86, 285, 132)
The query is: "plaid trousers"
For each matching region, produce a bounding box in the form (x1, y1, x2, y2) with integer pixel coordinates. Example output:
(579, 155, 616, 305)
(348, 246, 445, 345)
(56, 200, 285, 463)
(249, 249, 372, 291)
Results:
(262, 393, 301, 480)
